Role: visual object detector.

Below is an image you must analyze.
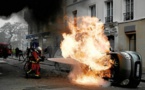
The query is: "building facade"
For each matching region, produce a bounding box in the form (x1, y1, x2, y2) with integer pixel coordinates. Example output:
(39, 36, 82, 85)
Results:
(66, 0, 145, 67)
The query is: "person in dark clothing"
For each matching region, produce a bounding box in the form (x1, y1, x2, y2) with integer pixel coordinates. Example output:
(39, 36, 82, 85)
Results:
(26, 47, 31, 57)
(15, 47, 19, 57)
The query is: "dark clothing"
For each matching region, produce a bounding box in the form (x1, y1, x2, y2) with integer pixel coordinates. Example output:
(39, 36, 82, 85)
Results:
(15, 47, 19, 57)
(26, 48, 31, 57)
(3, 47, 8, 59)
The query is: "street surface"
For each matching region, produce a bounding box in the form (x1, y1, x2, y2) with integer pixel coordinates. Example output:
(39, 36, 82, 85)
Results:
(0, 57, 145, 90)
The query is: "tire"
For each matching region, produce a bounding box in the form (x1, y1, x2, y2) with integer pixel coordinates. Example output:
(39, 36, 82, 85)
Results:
(125, 78, 141, 88)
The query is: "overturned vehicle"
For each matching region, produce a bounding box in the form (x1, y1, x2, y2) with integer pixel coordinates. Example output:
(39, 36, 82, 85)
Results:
(47, 50, 142, 88)
(108, 51, 142, 88)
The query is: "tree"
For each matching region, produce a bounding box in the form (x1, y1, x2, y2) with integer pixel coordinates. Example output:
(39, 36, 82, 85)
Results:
(0, 22, 28, 50)
(0, 31, 6, 42)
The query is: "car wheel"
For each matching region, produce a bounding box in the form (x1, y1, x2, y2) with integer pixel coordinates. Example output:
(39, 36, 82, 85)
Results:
(125, 78, 141, 88)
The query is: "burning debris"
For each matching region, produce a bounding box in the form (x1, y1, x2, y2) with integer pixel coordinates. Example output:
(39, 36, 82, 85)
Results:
(60, 16, 114, 86)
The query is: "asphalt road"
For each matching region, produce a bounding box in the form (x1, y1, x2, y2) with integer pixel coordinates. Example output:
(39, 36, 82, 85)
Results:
(0, 57, 145, 90)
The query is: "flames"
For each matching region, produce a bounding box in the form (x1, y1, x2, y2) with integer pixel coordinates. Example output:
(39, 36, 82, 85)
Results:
(60, 16, 114, 86)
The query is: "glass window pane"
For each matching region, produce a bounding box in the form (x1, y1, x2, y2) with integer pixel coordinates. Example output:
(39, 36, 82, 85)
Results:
(90, 5, 96, 17)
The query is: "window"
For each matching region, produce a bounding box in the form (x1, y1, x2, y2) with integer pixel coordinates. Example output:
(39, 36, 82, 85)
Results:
(124, 0, 134, 21)
(73, 10, 77, 27)
(90, 5, 96, 17)
(105, 0, 113, 23)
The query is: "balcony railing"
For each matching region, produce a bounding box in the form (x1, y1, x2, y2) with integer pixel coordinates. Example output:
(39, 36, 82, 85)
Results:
(105, 16, 113, 23)
(124, 12, 133, 21)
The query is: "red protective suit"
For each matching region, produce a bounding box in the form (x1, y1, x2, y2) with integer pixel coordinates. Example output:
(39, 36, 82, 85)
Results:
(30, 50, 41, 76)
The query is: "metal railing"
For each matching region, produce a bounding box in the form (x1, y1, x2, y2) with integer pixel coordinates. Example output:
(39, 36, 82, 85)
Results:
(124, 12, 133, 21)
(105, 16, 113, 23)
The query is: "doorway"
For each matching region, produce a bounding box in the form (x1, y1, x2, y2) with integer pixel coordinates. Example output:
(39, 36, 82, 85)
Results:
(127, 34, 136, 51)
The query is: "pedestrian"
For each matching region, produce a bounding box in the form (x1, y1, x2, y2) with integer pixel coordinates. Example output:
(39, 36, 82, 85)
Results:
(15, 47, 19, 58)
(18, 49, 24, 61)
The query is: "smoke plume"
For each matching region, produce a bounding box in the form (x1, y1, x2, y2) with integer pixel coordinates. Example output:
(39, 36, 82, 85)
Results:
(0, 0, 64, 24)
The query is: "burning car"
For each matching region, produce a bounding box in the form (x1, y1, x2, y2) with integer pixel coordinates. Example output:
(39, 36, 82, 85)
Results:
(109, 51, 142, 88)
(48, 50, 142, 88)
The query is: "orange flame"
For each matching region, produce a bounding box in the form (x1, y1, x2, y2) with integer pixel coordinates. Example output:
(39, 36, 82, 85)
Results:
(61, 16, 114, 86)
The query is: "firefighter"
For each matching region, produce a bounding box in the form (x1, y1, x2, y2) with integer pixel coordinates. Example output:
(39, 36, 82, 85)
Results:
(26, 46, 42, 78)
